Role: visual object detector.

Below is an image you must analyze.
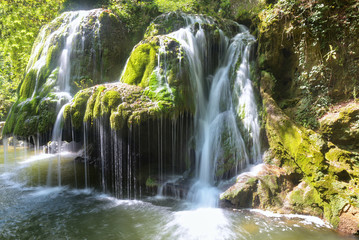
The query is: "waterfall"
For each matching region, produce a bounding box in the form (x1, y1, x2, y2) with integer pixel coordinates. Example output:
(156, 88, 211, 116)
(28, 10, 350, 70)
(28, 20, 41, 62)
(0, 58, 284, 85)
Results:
(170, 16, 261, 207)
(10, 9, 261, 201)
(44, 10, 101, 186)
(3, 138, 8, 170)
(29, 11, 90, 98)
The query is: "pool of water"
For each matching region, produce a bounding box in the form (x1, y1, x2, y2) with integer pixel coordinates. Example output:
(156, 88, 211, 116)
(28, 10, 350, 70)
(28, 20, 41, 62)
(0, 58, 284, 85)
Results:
(0, 145, 356, 240)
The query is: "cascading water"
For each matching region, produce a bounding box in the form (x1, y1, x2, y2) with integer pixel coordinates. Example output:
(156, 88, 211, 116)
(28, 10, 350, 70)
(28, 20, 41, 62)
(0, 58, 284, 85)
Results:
(169, 15, 261, 208)
(34, 10, 101, 186)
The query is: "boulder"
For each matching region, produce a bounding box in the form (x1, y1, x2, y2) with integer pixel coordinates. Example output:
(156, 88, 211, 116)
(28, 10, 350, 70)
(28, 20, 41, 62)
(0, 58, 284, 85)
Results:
(64, 34, 193, 131)
(220, 164, 298, 211)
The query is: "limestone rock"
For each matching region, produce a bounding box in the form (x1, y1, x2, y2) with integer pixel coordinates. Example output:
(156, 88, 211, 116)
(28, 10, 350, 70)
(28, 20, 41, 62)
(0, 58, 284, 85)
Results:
(320, 102, 359, 150)
(284, 181, 323, 216)
(220, 164, 297, 210)
(144, 11, 241, 39)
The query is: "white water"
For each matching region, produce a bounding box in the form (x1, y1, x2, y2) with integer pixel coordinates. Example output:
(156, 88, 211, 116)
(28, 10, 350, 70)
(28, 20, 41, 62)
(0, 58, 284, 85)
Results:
(44, 10, 101, 186)
(169, 15, 261, 208)
(57, 12, 89, 93)
(29, 11, 88, 97)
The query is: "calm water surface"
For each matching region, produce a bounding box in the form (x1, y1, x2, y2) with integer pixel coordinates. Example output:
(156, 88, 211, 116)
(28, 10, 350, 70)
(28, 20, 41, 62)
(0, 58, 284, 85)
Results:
(0, 145, 356, 240)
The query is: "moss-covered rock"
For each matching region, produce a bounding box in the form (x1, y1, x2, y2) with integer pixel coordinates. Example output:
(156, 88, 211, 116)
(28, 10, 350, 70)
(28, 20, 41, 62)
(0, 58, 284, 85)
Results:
(65, 82, 173, 131)
(220, 164, 297, 210)
(121, 39, 158, 87)
(220, 174, 258, 208)
(320, 102, 359, 150)
(4, 8, 133, 139)
(64, 29, 197, 130)
(285, 181, 323, 216)
(261, 90, 359, 229)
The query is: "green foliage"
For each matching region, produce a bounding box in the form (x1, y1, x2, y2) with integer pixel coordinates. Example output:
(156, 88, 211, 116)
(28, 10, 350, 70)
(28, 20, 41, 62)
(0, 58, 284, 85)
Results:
(109, 0, 159, 45)
(62, 0, 110, 10)
(259, 0, 359, 129)
(0, 0, 65, 121)
(154, 0, 194, 12)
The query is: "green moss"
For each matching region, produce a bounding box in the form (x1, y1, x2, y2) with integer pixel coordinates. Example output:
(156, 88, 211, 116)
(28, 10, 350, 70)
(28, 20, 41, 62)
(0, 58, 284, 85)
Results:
(85, 86, 106, 123)
(19, 69, 37, 99)
(220, 176, 258, 208)
(289, 182, 323, 216)
(320, 103, 359, 150)
(39, 68, 59, 97)
(46, 43, 60, 68)
(121, 41, 158, 87)
(64, 89, 92, 129)
(93, 88, 106, 119)
(3, 102, 19, 136)
(264, 92, 327, 181)
(110, 111, 124, 130)
(102, 91, 122, 115)
(263, 91, 359, 227)
(37, 97, 58, 134)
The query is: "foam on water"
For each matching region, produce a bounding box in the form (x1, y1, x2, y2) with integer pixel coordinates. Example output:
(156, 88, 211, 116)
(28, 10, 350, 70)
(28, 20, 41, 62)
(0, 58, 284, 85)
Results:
(250, 209, 331, 228)
(165, 208, 234, 240)
(29, 186, 67, 197)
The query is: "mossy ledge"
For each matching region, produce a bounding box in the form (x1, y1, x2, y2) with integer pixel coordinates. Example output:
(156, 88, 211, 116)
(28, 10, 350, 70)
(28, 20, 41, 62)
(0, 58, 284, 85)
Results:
(64, 82, 190, 131)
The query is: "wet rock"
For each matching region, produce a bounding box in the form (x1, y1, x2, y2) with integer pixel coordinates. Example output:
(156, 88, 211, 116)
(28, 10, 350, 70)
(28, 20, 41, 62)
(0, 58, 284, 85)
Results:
(220, 164, 297, 210)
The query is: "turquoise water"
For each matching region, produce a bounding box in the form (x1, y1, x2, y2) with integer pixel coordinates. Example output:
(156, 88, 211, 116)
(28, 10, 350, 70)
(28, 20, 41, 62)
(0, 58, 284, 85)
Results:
(0, 146, 356, 240)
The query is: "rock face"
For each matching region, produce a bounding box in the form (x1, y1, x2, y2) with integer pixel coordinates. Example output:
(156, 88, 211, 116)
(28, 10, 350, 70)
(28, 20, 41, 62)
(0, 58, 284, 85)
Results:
(257, 0, 359, 129)
(221, 0, 359, 235)
(320, 102, 359, 150)
(3, 9, 132, 140)
(222, 91, 359, 233)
